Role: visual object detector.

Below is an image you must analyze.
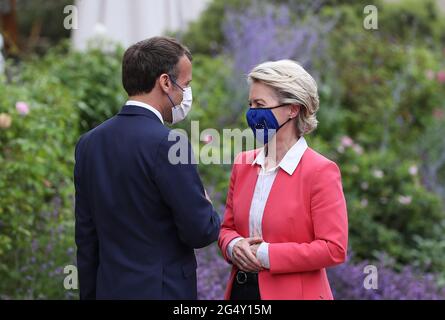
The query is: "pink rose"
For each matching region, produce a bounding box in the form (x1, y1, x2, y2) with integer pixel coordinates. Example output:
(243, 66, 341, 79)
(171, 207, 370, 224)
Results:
(433, 108, 444, 119)
(16, 101, 30, 115)
(341, 136, 354, 147)
(437, 71, 445, 84)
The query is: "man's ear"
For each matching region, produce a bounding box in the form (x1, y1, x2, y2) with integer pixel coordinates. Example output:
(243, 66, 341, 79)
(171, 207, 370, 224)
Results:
(158, 73, 171, 93)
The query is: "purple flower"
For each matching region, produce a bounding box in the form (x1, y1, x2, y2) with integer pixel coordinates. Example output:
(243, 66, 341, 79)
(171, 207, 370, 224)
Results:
(196, 245, 445, 300)
(223, 3, 336, 77)
(327, 253, 445, 300)
(31, 239, 39, 252)
(196, 244, 231, 300)
(45, 243, 53, 254)
(67, 247, 75, 256)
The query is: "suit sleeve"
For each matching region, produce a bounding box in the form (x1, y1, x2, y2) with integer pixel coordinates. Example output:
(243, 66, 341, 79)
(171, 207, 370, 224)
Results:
(218, 153, 244, 263)
(74, 135, 99, 299)
(153, 131, 220, 249)
(268, 161, 348, 274)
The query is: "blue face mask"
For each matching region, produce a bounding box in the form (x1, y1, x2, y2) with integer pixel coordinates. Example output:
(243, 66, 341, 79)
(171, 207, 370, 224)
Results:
(246, 104, 292, 144)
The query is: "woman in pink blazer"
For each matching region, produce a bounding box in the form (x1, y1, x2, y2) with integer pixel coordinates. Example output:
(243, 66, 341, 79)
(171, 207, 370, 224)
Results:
(218, 60, 348, 300)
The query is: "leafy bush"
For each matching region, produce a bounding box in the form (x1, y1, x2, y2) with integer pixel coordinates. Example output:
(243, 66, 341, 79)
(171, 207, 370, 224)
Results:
(378, 0, 445, 44)
(319, 136, 444, 265)
(179, 0, 251, 55)
(19, 42, 126, 133)
(15, 0, 74, 54)
(0, 71, 78, 298)
(408, 231, 445, 286)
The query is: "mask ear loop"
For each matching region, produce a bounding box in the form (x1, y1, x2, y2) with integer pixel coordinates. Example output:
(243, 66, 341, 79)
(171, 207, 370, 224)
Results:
(265, 104, 295, 156)
(166, 75, 185, 108)
(167, 94, 176, 108)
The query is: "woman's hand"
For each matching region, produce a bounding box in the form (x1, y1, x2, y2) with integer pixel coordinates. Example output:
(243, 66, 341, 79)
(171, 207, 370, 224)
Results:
(249, 243, 261, 257)
(232, 237, 263, 272)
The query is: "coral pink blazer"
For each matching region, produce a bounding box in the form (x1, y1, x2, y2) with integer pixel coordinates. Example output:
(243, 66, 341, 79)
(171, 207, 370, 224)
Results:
(218, 147, 348, 300)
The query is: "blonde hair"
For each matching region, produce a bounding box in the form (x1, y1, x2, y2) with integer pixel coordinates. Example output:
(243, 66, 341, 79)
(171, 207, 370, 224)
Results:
(248, 59, 319, 135)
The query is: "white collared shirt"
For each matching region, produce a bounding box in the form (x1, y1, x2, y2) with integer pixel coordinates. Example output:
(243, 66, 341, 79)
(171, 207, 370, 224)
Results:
(126, 100, 164, 124)
(227, 137, 308, 269)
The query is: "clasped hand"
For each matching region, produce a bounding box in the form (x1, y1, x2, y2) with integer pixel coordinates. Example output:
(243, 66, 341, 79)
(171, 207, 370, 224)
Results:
(231, 237, 264, 272)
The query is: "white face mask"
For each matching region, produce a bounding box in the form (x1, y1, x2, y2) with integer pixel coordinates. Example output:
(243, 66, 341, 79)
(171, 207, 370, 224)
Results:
(171, 86, 192, 124)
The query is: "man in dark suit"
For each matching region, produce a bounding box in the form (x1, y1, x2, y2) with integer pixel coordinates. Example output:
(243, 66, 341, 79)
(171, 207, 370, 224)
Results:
(74, 37, 221, 300)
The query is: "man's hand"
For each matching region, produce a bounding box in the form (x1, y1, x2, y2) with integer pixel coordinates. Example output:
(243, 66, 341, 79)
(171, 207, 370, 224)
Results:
(232, 237, 263, 272)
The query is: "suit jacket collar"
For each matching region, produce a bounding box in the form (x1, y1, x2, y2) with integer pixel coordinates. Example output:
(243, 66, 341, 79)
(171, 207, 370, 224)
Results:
(118, 105, 163, 124)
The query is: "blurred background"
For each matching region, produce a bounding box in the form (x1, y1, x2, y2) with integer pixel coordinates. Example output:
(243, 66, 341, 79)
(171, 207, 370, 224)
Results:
(1, 0, 445, 299)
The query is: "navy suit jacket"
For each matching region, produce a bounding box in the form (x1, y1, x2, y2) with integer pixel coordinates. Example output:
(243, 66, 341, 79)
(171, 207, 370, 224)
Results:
(74, 105, 221, 299)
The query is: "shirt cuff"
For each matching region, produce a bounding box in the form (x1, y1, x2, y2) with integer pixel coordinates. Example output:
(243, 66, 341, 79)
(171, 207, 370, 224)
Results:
(226, 237, 243, 260)
(256, 242, 270, 269)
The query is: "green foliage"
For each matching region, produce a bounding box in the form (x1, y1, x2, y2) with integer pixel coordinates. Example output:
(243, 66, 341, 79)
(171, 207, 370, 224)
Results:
(324, 137, 444, 265)
(378, 0, 445, 44)
(20, 41, 127, 133)
(322, 4, 445, 157)
(14, 0, 74, 54)
(0, 41, 126, 298)
(0, 71, 77, 299)
(179, 0, 251, 55)
(409, 232, 445, 286)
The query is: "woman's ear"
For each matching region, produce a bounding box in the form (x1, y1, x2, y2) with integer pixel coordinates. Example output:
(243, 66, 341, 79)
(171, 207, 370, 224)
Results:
(290, 104, 301, 119)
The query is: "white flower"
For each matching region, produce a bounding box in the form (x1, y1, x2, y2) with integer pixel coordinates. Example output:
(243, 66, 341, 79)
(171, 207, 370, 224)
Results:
(372, 169, 384, 179)
(337, 145, 345, 154)
(360, 198, 368, 208)
(409, 165, 418, 176)
(398, 195, 412, 205)
(353, 144, 364, 155)
(361, 182, 369, 190)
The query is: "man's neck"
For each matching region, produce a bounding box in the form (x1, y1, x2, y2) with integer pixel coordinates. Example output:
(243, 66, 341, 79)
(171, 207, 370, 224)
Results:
(128, 94, 164, 117)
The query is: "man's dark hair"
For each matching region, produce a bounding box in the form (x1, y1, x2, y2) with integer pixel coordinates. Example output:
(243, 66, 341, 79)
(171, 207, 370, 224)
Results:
(122, 36, 192, 96)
